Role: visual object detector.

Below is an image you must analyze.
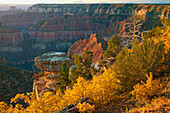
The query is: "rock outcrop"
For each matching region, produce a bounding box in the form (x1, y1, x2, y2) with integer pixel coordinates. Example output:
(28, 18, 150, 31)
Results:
(33, 52, 71, 99)
(0, 22, 23, 45)
(0, 58, 7, 64)
(68, 34, 103, 63)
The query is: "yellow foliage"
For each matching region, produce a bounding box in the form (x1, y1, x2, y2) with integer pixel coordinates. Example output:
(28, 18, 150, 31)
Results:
(132, 73, 162, 103)
(153, 26, 170, 53)
(76, 102, 95, 113)
(0, 69, 122, 112)
(128, 96, 170, 113)
(0, 102, 8, 113)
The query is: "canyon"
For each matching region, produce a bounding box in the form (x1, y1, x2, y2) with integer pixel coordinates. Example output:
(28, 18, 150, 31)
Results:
(0, 4, 170, 70)
(0, 3, 169, 105)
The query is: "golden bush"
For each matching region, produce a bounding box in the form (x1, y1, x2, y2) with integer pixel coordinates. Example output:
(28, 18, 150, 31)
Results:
(0, 69, 122, 112)
(76, 102, 95, 113)
(132, 73, 162, 103)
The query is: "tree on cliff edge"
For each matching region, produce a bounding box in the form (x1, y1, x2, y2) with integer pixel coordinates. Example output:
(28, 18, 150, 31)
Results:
(70, 51, 95, 84)
(103, 35, 122, 59)
(113, 38, 165, 90)
(59, 62, 69, 93)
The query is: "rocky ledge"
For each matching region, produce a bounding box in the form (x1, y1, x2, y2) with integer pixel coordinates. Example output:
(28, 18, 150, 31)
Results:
(34, 52, 70, 72)
(33, 52, 71, 99)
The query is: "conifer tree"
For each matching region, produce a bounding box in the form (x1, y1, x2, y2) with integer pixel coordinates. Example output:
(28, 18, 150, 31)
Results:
(59, 62, 69, 92)
(113, 38, 165, 89)
(70, 51, 94, 84)
(103, 35, 122, 59)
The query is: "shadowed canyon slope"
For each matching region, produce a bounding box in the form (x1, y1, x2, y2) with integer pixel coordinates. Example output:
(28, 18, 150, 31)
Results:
(0, 58, 33, 103)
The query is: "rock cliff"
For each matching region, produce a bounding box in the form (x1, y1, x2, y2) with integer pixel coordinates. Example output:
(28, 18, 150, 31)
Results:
(68, 34, 103, 63)
(27, 4, 169, 20)
(27, 16, 109, 41)
(2, 4, 169, 30)
(1, 4, 170, 71)
(0, 22, 23, 45)
(33, 52, 71, 99)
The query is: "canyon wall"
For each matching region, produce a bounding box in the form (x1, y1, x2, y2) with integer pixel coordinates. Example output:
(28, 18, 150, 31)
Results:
(27, 16, 109, 41)
(0, 4, 170, 70)
(0, 22, 23, 45)
(1, 4, 169, 30)
(0, 32, 23, 45)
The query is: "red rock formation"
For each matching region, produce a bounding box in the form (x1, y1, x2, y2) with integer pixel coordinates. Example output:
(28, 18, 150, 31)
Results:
(33, 52, 72, 98)
(0, 22, 23, 45)
(26, 16, 108, 41)
(0, 32, 23, 45)
(68, 34, 103, 63)
(0, 58, 7, 64)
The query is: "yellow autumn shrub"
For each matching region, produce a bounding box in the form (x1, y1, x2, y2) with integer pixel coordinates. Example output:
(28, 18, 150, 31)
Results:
(132, 73, 162, 103)
(76, 102, 95, 113)
(53, 69, 121, 111)
(128, 96, 170, 113)
(152, 26, 170, 53)
(0, 102, 8, 113)
(0, 68, 122, 112)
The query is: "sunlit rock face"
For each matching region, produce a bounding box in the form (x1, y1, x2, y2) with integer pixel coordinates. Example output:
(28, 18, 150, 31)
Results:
(68, 34, 103, 63)
(34, 52, 70, 72)
(33, 52, 71, 98)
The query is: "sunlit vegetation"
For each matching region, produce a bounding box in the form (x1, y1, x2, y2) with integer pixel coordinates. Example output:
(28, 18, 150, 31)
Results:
(132, 73, 162, 103)
(0, 19, 169, 113)
(103, 35, 122, 59)
(70, 51, 97, 84)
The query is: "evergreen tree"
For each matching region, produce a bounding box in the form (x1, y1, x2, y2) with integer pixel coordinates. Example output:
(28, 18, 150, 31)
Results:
(70, 51, 94, 84)
(113, 38, 165, 89)
(103, 35, 122, 59)
(59, 62, 69, 93)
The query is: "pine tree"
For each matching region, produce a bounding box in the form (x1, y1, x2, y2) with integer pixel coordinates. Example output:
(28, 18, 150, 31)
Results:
(113, 38, 165, 89)
(103, 35, 122, 59)
(70, 51, 94, 84)
(59, 62, 69, 92)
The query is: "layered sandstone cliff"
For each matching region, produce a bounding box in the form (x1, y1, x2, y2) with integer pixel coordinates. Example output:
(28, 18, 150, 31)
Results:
(68, 34, 103, 63)
(2, 4, 169, 30)
(0, 22, 23, 45)
(33, 52, 71, 99)
(27, 16, 108, 41)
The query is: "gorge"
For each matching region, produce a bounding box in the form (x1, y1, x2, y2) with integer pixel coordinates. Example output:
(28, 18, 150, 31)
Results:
(0, 4, 169, 71)
(0, 4, 169, 112)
